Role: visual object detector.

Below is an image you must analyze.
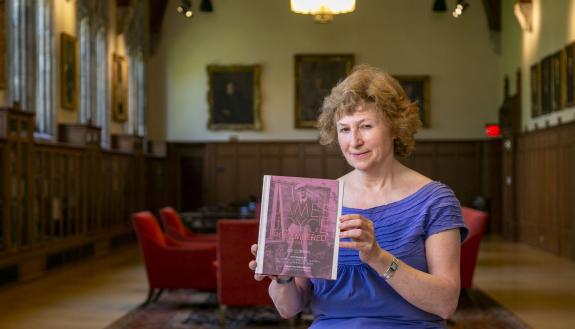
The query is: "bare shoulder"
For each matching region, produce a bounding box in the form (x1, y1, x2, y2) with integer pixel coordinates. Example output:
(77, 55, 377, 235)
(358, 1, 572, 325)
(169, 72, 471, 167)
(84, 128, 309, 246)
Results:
(398, 164, 432, 193)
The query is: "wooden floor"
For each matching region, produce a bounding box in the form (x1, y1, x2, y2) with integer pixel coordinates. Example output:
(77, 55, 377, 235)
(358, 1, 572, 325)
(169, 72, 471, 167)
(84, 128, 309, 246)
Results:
(473, 237, 575, 329)
(0, 238, 574, 329)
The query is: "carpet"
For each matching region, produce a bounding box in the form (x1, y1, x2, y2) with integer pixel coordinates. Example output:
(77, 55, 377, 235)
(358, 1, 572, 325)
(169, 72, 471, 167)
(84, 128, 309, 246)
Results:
(105, 289, 531, 329)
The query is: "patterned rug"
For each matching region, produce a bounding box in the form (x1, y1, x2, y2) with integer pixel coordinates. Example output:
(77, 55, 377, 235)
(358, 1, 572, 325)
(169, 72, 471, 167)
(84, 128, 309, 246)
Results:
(105, 288, 531, 329)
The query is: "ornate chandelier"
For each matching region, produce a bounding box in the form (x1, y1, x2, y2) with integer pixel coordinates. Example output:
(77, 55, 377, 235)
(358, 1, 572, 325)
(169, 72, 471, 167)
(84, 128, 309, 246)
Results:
(290, 0, 356, 23)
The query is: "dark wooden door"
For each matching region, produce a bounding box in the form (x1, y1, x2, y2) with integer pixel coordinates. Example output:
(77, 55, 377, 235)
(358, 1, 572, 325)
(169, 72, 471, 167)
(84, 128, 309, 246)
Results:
(499, 72, 522, 241)
(180, 156, 205, 211)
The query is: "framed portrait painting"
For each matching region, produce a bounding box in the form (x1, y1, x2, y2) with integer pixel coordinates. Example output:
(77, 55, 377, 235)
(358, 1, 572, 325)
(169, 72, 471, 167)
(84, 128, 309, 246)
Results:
(112, 54, 128, 122)
(550, 51, 562, 112)
(207, 64, 262, 130)
(530, 63, 541, 118)
(565, 42, 575, 107)
(60, 33, 78, 110)
(0, 0, 6, 89)
(295, 54, 354, 128)
(541, 55, 551, 114)
(394, 75, 431, 128)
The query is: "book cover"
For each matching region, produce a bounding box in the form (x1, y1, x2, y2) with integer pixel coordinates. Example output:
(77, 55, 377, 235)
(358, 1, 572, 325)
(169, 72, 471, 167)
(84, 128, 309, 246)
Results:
(255, 175, 343, 280)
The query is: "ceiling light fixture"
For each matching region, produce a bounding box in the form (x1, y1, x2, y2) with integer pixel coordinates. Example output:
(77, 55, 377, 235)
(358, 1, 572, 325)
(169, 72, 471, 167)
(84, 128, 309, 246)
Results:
(177, 0, 193, 18)
(452, 0, 469, 18)
(290, 0, 356, 24)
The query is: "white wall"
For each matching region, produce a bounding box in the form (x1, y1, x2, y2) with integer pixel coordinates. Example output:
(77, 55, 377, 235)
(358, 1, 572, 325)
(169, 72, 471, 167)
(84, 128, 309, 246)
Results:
(501, 0, 575, 131)
(149, 0, 501, 142)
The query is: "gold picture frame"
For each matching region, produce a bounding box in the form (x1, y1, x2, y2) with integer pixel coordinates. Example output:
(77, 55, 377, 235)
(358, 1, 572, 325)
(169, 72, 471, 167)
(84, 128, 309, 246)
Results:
(60, 33, 78, 110)
(394, 75, 431, 128)
(0, 0, 6, 89)
(530, 63, 541, 118)
(294, 54, 354, 128)
(564, 42, 575, 108)
(207, 64, 262, 130)
(112, 53, 128, 122)
(550, 50, 562, 112)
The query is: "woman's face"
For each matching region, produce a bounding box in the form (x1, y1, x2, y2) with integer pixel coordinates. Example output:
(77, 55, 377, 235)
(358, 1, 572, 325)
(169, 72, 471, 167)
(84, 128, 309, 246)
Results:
(336, 103, 395, 172)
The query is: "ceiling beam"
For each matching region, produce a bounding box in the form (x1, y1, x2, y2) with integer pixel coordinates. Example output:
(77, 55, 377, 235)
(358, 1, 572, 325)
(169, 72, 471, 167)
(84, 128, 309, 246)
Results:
(482, 0, 501, 31)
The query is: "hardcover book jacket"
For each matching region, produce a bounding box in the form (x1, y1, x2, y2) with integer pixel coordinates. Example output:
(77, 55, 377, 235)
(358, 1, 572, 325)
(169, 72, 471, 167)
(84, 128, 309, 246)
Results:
(256, 175, 343, 280)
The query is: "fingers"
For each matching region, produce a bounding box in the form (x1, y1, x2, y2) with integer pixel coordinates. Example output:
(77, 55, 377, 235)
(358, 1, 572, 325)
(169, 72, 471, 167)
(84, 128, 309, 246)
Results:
(339, 228, 364, 239)
(254, 273, 266, 281)
(339, 217, 373, 234)
(339, 214, 362, 222)
(250, 244, 258, 256)
(339, 241, 361, 249)
(248, 260, 257, 271)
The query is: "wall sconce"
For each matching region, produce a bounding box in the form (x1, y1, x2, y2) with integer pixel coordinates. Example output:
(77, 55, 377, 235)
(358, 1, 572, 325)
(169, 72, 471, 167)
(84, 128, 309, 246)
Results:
(514, 0, 532, 32)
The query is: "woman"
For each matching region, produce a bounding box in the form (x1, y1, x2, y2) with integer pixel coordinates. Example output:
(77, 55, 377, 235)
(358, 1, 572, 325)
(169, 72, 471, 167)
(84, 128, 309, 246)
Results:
(249, 65, 467, 328)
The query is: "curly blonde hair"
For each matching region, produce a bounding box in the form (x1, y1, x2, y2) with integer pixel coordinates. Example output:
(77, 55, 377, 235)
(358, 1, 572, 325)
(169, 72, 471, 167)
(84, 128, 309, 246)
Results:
(317, 65, 422, 158)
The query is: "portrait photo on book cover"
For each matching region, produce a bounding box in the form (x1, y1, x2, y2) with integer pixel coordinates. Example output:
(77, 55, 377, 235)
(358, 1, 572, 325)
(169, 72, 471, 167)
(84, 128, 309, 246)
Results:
(259, 176, 341, 279)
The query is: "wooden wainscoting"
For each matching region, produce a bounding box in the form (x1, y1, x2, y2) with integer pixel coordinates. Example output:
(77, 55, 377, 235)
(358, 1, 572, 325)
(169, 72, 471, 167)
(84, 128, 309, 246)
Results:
(515, 122, 575, 259)
(0, 111, 170, 285)
(170, 139, 501, 231)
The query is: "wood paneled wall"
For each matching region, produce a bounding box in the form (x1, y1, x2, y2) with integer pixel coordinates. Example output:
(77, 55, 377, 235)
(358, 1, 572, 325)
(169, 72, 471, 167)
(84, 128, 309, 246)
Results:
(0, 140, 169, 284)
(515, 122, 575, 259)
(171, 140, 502, 231)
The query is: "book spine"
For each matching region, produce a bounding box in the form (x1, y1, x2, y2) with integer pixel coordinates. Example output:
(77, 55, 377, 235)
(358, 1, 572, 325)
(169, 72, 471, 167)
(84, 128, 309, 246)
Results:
(255, 175, 271, 274)
(330, 179, 345, 280)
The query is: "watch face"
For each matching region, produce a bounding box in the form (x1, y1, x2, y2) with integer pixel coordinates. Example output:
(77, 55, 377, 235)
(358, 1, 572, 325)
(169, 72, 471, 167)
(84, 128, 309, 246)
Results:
(390, 261, 399, 271)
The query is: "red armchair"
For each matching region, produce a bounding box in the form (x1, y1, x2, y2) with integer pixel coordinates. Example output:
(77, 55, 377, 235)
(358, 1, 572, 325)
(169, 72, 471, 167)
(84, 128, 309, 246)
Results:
(132, 211, 218, 305)
(460, 207, 489, 289)
(159, 207, 218, 242)
(217, 220, 272, 312)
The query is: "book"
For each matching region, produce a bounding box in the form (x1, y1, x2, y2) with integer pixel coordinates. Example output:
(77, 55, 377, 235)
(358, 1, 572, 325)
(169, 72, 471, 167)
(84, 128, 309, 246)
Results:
(255, 175, 344, 280)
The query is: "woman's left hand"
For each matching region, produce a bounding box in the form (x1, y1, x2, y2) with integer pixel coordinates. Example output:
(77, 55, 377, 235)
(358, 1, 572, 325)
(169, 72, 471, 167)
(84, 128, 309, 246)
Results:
(339, 214, 382, 265)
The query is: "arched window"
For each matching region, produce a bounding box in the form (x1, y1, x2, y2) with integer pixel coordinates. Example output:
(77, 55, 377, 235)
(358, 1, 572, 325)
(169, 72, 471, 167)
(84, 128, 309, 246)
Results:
(34, 0, 55, 137)
(95, 24, 109, 147)
(78, 0, 108, 146)
(78, 13, 91, 124)
(125, 0, 146, 138)
(7, 0, 55, 137)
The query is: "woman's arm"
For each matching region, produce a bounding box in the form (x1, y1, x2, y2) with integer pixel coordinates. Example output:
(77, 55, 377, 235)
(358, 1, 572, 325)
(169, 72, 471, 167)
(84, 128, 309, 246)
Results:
(248, 244, 311, 318)
(268, 277, 311, 318)
(339, 215, 461, 319)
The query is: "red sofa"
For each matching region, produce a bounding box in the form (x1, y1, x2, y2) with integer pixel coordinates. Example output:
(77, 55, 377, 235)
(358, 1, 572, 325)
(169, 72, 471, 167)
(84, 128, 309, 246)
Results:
(132, 211, 218, 305)
(460, 207, 489, 289)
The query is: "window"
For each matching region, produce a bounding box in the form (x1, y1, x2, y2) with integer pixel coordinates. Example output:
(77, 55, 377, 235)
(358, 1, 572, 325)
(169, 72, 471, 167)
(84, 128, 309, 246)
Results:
(125, 0, 146, 138)
(35, 0, 55, 137)
(7, 0, 55, 137)
(127, 50, 145, 137)
(78, 15, 92, 124)
(77, 0, 108, 146)
(95, 26, 109, 147)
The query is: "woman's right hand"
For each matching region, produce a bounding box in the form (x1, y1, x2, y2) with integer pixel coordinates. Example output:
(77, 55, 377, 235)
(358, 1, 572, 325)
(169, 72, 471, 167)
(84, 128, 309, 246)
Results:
(249, 244, 309, 319)
(248, 244, 293, 282)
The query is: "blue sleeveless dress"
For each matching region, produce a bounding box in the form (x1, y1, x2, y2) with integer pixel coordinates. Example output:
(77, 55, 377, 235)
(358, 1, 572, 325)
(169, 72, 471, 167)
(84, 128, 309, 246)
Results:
(309, 181, 468, 329)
